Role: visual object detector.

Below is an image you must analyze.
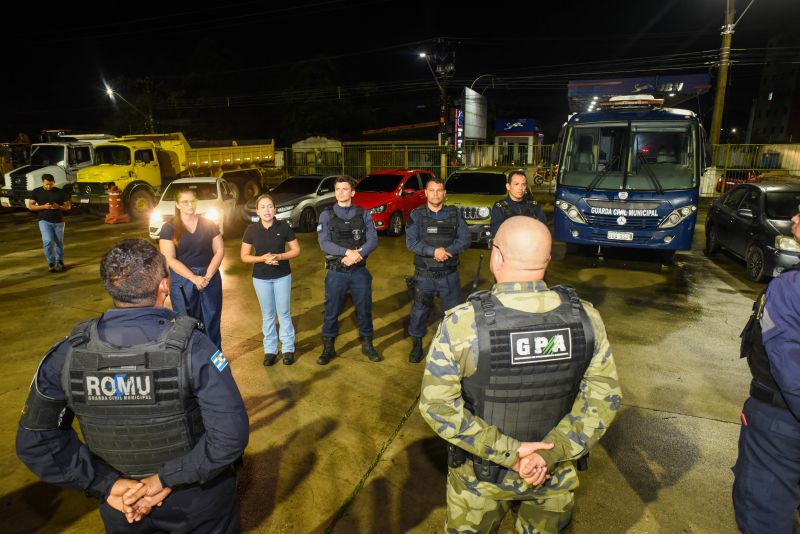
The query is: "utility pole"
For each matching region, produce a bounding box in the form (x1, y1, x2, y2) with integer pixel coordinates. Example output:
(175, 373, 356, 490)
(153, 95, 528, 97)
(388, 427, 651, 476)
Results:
(420, 38, 456, 146)
(709, 0, 736, 146)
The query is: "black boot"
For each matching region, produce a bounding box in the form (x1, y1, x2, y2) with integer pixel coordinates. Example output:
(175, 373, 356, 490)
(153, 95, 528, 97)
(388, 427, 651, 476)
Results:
(317, 337, 336, 365)
(361, 336, 383, 362)
(409, 337, 424, 363)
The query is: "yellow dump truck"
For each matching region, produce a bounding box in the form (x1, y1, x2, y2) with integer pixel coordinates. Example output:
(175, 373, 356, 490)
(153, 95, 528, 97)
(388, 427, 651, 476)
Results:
(73, 132, 275, 218)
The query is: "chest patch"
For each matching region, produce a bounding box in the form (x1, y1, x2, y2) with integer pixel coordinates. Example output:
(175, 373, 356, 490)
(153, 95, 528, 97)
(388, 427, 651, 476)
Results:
(509, 328, 572, 364)
(84, 371, 156, 405)
(426, 227, 439, 234)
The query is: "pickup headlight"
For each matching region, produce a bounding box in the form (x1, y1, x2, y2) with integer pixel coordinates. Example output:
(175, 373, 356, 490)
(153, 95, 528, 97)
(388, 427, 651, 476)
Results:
(277, 204, 295, 213)
(555, 200, 587, 224)
(370, 204, 387, 214)
(659, 205, 697, 229)
(149, 212, 163, 226)
(776, 235, 800, 252)
(204, 208, 220, 223)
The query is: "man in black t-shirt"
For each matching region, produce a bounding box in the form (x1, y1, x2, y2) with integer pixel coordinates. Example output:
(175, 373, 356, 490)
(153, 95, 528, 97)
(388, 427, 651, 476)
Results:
(27, 174, 71, 272)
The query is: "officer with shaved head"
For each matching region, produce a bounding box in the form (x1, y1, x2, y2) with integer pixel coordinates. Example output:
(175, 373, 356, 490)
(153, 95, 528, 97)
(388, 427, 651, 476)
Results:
(419, 216, 621, 532)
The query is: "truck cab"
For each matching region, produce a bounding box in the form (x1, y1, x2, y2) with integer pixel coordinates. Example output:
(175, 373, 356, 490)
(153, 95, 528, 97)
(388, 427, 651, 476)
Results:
(2, 142, 95, 207)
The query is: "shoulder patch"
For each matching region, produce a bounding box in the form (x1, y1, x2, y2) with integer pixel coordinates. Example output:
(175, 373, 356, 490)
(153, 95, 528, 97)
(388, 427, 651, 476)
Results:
(316, 223, 323, 232)
(210, 350, 228, 372)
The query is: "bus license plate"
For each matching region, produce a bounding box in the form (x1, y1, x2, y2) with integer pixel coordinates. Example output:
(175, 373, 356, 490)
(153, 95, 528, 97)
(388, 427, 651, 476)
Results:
(608, 231, 633, 241)
(80, 198, 90, 204)
(0, 197, 9, 207)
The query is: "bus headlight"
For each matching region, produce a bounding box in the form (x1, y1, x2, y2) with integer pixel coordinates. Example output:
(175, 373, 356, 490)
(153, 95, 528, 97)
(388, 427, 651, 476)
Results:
(556, 200, 586, 224)
(659, 205, 696, 228)
(776, 235, 800, 252)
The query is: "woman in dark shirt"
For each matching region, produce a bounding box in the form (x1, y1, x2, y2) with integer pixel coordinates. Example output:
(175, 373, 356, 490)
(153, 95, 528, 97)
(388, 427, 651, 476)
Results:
(241, 194, 301, 365)
(159, 188, 225, 349)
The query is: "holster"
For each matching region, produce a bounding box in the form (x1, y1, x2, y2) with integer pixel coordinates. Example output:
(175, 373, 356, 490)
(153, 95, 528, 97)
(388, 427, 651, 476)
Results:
(413, 285, 435, 306)
(471, 455, 504, 483)
(447, 443, 466, 468)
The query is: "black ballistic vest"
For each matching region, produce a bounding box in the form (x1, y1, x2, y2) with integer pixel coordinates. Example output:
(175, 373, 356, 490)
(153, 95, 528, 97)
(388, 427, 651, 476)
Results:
(61, 315, 206, 478)
(462, 286, 595, 442)
(739, 272, 797, 409)
(327, 206, 367, 254)
(414, 206, 460, 270)
(496, 198, 540, 220)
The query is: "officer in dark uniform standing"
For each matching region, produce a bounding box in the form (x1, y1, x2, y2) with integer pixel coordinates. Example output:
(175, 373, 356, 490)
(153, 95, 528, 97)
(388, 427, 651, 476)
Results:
(490, 170, 546, 237)
(733, 210, 800, 534)
(16, 238, 249, 533)
(317, 176, 381, 365)
(405, 175, 470, 363)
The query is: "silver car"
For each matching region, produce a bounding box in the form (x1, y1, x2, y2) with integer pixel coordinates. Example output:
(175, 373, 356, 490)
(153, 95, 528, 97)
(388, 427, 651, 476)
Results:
(245, 174, 349, 232)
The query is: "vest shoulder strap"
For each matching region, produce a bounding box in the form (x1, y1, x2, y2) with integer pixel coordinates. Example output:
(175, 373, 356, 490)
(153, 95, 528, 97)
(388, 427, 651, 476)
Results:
(551, 285, 596, 358)
(164, 315, 200, 352)
(68, 317, 100, 348)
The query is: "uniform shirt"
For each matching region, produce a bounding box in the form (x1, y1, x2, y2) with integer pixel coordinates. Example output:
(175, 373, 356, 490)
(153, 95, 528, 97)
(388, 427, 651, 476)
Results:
(760, 269, 800, 419)
(419, 281, 621, 497)
(242, 220, 295, 280)
(405, 205, 471, 263)
(317, 204, 378, 258)
(490, 197, 547, 236)
(28, 186, 68, 223)
(15, 307, 249, 499)
(159, 217, 220, 269)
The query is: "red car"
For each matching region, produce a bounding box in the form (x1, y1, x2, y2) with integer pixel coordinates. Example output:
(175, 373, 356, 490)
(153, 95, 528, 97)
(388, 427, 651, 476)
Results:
(715, 169, 762, 193)
(353, 168, 433, 236)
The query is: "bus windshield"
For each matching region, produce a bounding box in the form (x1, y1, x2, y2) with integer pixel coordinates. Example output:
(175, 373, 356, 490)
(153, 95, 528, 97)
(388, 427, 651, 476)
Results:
(560, 122, 697, 192)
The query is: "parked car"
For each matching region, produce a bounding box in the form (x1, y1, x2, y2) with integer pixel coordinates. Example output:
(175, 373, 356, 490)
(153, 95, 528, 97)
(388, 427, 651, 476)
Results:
(444, 167, 528, 244)
(148, 177, 238, 239)
(705, 182, 800, 282)
(352, 168, 433, 236)
(715, 169, 762, 193)
(244, 174, 346, 232)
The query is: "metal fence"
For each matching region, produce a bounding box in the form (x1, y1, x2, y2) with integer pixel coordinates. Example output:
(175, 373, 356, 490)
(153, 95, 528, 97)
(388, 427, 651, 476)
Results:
(275, 142, 557, 189)
(705, 143, 800, 195)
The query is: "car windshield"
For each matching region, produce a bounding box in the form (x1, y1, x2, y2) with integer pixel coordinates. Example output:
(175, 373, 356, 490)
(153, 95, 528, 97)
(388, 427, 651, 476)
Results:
(94, 145, 131, 165)
(356, 174, 404, 192)
(765, 191, 800, 220)
(30, 145, 66, 166)
(560, 122, 697, 192)
(446, 172, 507, 194)
(162, 182, 218, 201)
(272, 177, 320, 195)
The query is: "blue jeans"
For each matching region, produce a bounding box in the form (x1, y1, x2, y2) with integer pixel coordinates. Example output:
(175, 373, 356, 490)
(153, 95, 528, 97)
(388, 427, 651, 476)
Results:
(252, 274, 295, 354)
(169, 267, 223, 349)
(732, 397, 800, 534)
(408, 270, 462, 338)
(38, 220, 64, 265)
(323, 267, 373, 338)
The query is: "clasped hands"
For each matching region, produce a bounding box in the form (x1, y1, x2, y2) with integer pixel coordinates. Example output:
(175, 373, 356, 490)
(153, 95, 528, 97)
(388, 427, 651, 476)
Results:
(107, 475, 172, 523)
(512, 441, 555, 486)
(192, 274, 212, 291)
(433, 247, 453, 262)
(260, 252, 281, 266)
(341, 248, 363, 267)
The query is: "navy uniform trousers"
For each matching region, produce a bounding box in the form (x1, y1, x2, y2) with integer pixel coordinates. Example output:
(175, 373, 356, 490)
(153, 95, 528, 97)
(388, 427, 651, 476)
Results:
(322, 266, 373, 338)
(408, 270, 461, 338)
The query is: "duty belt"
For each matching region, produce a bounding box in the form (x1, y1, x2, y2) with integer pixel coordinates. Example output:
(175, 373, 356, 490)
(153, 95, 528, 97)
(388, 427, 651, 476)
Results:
(414, 268, 456, 279)
(326, 258, 366, 272)
(750, 381, 789, 410)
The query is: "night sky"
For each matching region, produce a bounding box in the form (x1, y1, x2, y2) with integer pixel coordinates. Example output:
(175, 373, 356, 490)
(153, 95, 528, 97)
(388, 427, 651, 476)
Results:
(4, 0, 799, 145)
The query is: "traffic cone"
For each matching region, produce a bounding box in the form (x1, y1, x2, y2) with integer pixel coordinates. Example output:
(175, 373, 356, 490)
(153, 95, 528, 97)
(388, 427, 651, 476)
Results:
(105, 186, 130, 224)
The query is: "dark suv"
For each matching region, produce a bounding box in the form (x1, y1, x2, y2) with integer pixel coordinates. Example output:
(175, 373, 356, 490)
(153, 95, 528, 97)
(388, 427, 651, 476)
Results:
(705, 182, 800, 281)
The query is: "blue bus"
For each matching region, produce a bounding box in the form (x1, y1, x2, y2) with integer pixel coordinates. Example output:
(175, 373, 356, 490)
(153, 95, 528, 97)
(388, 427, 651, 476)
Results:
(553, 95, 710, 257)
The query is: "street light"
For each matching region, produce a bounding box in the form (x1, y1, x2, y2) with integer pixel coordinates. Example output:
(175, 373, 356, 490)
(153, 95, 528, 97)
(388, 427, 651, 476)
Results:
(104, 83, 154, 133)
(419, 48, 455, 146)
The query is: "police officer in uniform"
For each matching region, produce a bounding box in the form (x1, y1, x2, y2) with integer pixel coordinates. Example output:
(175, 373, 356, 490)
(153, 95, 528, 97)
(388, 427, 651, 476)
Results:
(317, 176, 381, 365)
(734, 209, 800, 533)
(490, 170, 546, 237)
(419, 216, 621, 533)
(16, 238, 249, 533)
(405, 175, 470, 363)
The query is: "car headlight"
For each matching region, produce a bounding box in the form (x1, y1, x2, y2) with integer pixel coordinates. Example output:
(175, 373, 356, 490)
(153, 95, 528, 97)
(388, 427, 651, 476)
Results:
(776, 235, 800, 252)
(659, 205, 697, 228)
(478, 206, 490, 218)
(204, 208, 220, 223)
(277, 204, 295, 213)
(555, 200, 587, 224)
(149, 212, 163, 226)
(370, 204, 387, 214)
